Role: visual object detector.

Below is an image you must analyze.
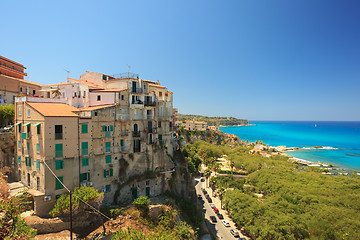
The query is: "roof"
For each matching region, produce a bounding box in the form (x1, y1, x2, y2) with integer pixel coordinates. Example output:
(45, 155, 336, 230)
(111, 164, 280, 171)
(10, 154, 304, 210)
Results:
(71, 78, 103, 89)
(18, 79, 43, 87)
(148, 84, 166, 89)
(75, 104, 116, 112)
(42, 82, 70, 87)
(91, 88, 128, 92)
(27, 102, 78, 117)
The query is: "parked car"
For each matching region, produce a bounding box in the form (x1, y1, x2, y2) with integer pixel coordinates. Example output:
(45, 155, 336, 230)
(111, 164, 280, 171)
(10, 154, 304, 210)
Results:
(210, 215, 217, 222)
(222, 220, 230, 227)
(207, 197, 212, 203)
(230, 229, 240, 237)
(210, 203, 215, 208)
(213, 207, 219, 214)
(197, 194, 202, 199)
(217, 213, 224, 219)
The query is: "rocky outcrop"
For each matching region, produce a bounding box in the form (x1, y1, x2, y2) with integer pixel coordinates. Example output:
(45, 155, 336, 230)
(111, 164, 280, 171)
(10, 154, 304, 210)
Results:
(0, 132, 17, 181)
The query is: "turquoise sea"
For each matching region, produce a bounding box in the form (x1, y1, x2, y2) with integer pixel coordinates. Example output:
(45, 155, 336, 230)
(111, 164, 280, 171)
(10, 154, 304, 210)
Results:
(220, 121, 360, 171)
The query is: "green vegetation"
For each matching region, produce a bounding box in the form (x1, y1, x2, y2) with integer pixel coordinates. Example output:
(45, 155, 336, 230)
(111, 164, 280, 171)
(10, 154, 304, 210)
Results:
(176, 114, 249, 126)
(0, 194, 36, 239)
(133, 196, 151, 217)
(185, 140, 360, 239)
(49, 186, 104, 217)
(0, 104, 14, 127)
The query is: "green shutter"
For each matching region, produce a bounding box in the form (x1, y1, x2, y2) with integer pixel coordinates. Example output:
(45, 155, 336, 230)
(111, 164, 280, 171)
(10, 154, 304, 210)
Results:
(55, 160, 64, 170)
(81, 142, 88, 155)
(22, 133, 26, 139)
(105, 142, 111, 153)
(55, 144, 63, 158)
(82, 157, 89, 166)
(36, 160, 40, 169)
(104, 169, 107, 178)
(110, 168, 113, 177)
(110, 125, 113, 131)
(80, 173, 83, 182)
(28, 158, 31, 167)
(88, 173, 90, 181)
(36, 143, 40, 153)
(102, 126, 106, 132)
(55, 176, 63, 190)
(106, 155, 111, 163)
(18, 156, 21, 164)
(18, 141, 21, 149)
(82, 124, 88, 134)
(27, 142, 30, 155)
(120, 140, 124, 146)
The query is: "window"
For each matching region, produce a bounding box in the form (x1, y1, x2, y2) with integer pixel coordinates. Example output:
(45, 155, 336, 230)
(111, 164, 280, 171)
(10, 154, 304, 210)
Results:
(55, 176, 64, 190)
(18, 123, 21, 133)
(103, 125, 113, 137)
(105, 155, 111, 164)
(97, 95, 101, 101)
(102, 74, 107, 80)
(25, 157, 31, 167)
(121, 95, 124, 101)
(26, 142, 30, 155)
(33, 90, 36, 95)
(94, 111, 98, 116)
(82, 157, 89, 166)
(55, 125, 63, 140)
(146, 180, 150, 185)
(27, 109, 31, 117)
(81, 124, 88, 134)
(104, 168, 113, 178)
(36, 159, 40, 170)
(18, 141, 21, 149)
(159, 92, 162, 97)
(27, 124, 31, 134)
(80, 172, 90, 182)
(18, 156, 21, 165)
(83, 91, 86, 97)
(105, 142, 111, 153)
(159, 134, 163, 145)
(37, 125, 40, 134)
(20, 87, 22, 92)
(134, 139, 141, 152)
(18, 106, 22, 116)
(105, 184, 111, 192)
(55, 160, 64, 170)
(36, 143, 40, 153)
(158, 121, 161, 128)
(81, 142, 88, 155)
(55, 144, 63, 158)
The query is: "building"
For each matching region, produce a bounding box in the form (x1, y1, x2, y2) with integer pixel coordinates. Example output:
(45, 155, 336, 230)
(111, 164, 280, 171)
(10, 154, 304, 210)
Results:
(15, 71, 175, 216)
(0, 56, 42, 104)
(184, 120, 208, 131)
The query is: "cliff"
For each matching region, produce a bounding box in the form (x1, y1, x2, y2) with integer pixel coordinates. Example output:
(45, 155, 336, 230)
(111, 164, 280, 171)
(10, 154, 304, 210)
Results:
(176, 114, 249, 126)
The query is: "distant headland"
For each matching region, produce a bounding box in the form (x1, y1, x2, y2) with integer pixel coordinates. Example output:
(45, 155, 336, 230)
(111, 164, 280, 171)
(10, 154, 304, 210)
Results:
(176, 114, 249, 126)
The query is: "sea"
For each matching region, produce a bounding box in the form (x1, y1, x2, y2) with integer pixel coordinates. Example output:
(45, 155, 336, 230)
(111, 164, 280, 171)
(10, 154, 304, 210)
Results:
(220, 121, 360, 171)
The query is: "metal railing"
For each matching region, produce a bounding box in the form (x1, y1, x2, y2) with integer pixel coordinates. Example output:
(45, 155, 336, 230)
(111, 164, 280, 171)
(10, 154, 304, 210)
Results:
(121, 130, 129, 136)
(131, 88, 143, 94)
(144, 101, 156, 106)
(133, 131, 141, 138)
(131, 99, 143, 104)
(147, 128, 157, 134)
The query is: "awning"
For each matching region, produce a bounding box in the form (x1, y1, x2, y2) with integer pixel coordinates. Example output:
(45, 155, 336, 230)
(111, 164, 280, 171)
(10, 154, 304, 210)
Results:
(14, 122, 21, 126)
(33, 123, 41, 127)
(23, 123, 31, 126)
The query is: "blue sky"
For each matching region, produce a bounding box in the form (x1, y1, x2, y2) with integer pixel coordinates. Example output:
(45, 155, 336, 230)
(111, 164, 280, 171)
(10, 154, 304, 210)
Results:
(1, 0, 359, 121)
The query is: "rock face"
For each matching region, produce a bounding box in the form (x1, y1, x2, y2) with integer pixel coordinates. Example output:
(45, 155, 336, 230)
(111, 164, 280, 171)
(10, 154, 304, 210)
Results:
(0, 132, 17, 181)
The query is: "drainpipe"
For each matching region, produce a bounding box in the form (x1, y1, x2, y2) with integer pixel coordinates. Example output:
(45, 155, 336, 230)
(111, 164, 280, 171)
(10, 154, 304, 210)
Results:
(77, 116, 81, 187)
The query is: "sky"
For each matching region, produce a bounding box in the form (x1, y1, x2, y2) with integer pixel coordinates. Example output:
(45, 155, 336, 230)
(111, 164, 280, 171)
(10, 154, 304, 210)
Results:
(1, 0, 359, 121)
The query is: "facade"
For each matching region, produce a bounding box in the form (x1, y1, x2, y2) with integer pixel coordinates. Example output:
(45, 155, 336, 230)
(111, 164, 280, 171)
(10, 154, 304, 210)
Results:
(0, 56, 42, 104)
(184, 120, 208, 131)
(15, 72, 175, 216)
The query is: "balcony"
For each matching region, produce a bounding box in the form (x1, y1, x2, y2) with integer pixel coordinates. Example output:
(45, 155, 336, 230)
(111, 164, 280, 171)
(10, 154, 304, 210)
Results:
(133, 131, 141, 138)
(147, 128, 157, 134)
(144, 100, 156, 107)
(131, 88, 143, 94)
(147, 114, 153, 120)
(119, 146, 127, 152)
(148, 138, 156, 145)
(121, 130, 129, 136)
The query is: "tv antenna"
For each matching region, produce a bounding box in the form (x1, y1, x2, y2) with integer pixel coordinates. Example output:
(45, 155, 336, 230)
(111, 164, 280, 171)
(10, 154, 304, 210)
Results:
(64, 69, 70, 79)
(126, 64, 131, 77)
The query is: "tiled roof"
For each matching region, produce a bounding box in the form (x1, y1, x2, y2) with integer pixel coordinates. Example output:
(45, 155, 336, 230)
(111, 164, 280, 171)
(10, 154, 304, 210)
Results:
(18, 79, 43, 87)
(27, 102, 78, 117)
(76, 104, 116, 111)
(91, 88, 128, 92)
(148, 84, 166, 89)
(71, 79, 103, 89)
(42, 82, 70, 87)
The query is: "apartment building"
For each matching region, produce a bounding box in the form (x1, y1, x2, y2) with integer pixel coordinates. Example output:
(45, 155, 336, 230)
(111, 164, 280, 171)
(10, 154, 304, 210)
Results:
(0, 56, 42, 104)
(15, 72, 175, 216)
(184, 120, 208, 131)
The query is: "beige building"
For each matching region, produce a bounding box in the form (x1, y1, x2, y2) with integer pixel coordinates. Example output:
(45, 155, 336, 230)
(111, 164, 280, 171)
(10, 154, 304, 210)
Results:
(15, 72, 175, 216)
(184, 120, 208, 131)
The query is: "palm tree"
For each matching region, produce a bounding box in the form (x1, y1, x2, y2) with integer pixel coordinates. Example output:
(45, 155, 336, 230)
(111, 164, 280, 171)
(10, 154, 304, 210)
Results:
(204, 168, 212, 188)
(218, 187, 225, 209)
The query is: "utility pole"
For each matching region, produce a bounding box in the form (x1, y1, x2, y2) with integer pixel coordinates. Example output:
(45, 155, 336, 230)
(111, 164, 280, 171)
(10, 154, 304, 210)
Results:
(70, 192, 73, 240)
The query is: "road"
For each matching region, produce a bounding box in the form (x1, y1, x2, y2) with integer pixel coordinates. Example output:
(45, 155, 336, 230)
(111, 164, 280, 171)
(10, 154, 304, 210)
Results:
(194, 176, 248, 240)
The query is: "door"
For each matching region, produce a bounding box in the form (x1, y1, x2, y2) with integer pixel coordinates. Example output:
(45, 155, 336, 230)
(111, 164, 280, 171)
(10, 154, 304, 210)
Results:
(146, 187, 150, 197)
(132, 187, 138, 199)
(132, 81, 137, 93)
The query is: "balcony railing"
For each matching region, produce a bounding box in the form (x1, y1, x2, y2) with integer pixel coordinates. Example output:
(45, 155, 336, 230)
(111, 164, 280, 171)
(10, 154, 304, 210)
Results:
(147, 128, 157, 134)
(131, 100, 143, 104)
(131, 88, 143, 94)
(119, 146, 127, 152)
(148, 139, 156, 145)
(147, 114, 153, 120)
(121, 130, 129, 136)
(144, 101, 156, 106)
(133, 131, 141, 138)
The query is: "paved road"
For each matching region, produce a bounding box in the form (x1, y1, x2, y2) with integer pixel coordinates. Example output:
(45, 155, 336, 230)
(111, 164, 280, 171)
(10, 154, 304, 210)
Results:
(194, 176, 248, 240)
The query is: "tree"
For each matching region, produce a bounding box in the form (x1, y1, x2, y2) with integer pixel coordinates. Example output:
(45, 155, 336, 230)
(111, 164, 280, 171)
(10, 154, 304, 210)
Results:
(204, 168, 212, 188)
(230, 160, 235, 174)
(0, 104, 15, 127)
(50, 186, 104, 217)
(133, 196, 151, 217)
(0, 194, 36, 239)
(218, 187, 226, 209)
